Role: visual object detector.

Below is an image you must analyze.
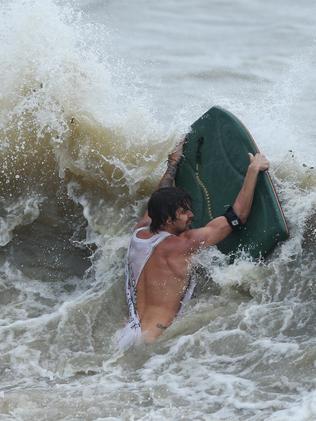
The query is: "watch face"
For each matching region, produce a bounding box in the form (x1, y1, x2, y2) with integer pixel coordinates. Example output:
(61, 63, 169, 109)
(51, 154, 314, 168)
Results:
(232, 219, 239, 226)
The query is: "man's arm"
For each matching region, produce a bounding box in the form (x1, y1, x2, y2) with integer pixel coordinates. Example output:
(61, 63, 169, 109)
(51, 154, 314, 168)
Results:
(232, 153, 269, 223)
(135, 139, 185, 229)
(158, 140, 184, 189)
(182, 153, 269, 251)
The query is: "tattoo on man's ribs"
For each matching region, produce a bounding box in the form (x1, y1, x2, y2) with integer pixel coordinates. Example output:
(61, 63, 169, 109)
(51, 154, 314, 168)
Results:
(156, 323, 168, 330)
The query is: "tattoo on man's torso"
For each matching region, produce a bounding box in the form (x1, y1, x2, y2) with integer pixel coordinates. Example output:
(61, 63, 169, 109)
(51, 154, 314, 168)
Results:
(156, 323, 168, 330)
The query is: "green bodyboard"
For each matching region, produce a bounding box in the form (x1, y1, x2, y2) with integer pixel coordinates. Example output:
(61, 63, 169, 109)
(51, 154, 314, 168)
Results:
(175, 106, 289, 259)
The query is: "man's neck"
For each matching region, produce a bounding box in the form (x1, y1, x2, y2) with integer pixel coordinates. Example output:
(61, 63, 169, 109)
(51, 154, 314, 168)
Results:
(159, 225, 179, 235)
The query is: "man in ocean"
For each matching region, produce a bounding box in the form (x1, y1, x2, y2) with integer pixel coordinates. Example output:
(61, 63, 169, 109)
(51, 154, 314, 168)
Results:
(117, 141, 269, 350)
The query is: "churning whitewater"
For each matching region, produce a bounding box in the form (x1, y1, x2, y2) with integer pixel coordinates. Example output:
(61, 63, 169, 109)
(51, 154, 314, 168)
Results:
(0, 0, 315, 420)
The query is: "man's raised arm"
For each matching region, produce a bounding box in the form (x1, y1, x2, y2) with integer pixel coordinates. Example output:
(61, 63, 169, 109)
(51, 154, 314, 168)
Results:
(158, 139, 184, 189)
(135, 139, 185, 229)
(231, 152, 269, 223)
(183, 152, 269, 251)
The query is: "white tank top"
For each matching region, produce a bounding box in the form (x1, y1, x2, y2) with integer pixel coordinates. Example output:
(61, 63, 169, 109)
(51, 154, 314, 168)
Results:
(125, 227, 172, 327)
(128, 227, 172, 287)
(125, 226, 196, 329)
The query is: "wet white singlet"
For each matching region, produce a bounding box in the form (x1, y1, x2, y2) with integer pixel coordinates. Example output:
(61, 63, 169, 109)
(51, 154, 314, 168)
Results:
(116, 227, 195, 350)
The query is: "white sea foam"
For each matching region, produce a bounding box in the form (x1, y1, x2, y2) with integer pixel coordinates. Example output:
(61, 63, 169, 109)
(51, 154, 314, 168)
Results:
(267, 390, 316, 421)
(0, 195, 44, 246)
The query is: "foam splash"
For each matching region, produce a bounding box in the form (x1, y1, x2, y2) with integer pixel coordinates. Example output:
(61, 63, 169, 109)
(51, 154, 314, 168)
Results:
(0, 195, 44, 246)
(0, 0, 181, 208)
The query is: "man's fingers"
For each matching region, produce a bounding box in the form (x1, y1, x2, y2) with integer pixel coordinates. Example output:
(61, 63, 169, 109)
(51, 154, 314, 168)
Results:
(248, 152, 254, 162)
(168, 138, 186, 163)
(248, 152, 270, 171)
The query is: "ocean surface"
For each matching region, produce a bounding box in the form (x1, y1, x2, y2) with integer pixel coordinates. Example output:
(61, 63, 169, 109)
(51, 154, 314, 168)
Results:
(0, 0, 315, 420)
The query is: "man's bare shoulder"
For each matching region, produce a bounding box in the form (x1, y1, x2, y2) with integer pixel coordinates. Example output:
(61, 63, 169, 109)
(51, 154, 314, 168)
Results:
(163, 217, 232, 254)
(156, 234, 190, 254)
(157, 230, 200, 256)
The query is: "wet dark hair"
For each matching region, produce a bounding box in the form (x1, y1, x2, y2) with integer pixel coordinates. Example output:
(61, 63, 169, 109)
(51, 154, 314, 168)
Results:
(148, 187, 192, 233)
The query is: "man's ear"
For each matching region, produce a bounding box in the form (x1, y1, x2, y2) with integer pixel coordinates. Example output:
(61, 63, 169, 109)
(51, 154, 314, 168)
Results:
(166, 216, 172, 225)
(175, 208, 182, 219)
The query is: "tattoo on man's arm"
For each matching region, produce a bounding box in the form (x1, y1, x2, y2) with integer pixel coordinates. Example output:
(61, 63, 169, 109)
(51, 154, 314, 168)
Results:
(158, 160, 178, 189)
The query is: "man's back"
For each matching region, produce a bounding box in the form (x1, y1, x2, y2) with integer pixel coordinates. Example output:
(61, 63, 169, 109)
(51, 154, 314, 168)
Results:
(135, 229, 192, 342)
